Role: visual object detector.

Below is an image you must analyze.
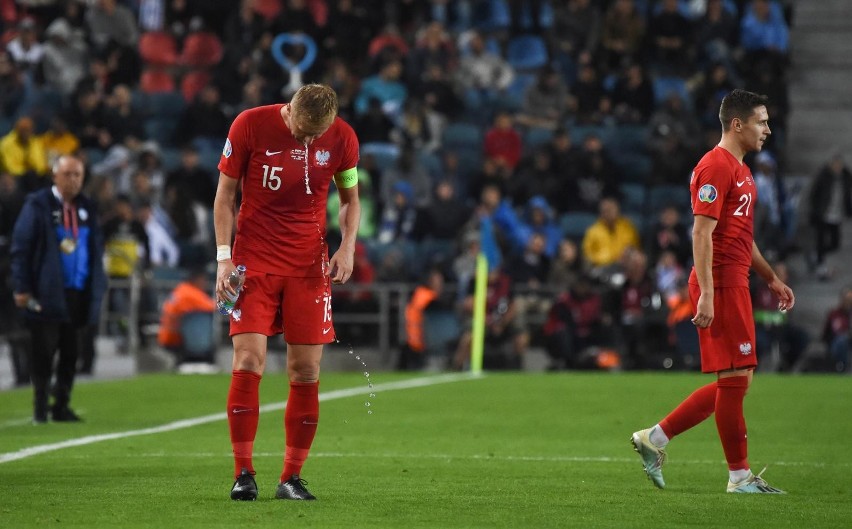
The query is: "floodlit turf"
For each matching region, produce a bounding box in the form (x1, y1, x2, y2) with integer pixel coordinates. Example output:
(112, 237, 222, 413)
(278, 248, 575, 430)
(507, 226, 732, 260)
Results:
(1, 371, 850, 528)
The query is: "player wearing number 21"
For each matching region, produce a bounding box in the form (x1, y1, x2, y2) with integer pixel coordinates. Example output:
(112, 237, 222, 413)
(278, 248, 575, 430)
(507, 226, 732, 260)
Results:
(631, 89, 794, 493)
(213, 84, 360, 501)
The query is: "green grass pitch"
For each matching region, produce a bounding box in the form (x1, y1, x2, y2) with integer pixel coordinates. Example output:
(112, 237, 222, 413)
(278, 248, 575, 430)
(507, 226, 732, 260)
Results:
(0, 371, 850, 528)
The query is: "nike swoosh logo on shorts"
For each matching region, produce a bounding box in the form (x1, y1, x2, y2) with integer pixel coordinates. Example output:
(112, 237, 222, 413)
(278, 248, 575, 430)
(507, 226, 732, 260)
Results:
(322, 327, 333, 335)
(736, 180, 746, 187)
(266, 149, 282, 156)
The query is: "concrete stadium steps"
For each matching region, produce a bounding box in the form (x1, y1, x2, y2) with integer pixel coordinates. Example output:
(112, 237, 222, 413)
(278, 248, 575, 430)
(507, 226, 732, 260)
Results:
(787, 0, 852, 174)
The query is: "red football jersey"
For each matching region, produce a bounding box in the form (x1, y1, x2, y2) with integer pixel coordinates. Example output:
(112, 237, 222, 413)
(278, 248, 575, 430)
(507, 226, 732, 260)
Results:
(218, 104, 359, 277)
(688, 146, 756, 288)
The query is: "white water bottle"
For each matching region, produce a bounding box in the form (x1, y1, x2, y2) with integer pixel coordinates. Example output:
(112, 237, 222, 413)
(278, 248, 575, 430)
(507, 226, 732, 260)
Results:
(217, 265, 247, 320)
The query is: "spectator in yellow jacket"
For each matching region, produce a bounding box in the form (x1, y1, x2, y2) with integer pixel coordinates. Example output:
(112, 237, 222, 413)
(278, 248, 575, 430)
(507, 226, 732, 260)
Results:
(581, 196, 641, 268)
(40, 116, 80, 165)
(0, 117, 48, 190)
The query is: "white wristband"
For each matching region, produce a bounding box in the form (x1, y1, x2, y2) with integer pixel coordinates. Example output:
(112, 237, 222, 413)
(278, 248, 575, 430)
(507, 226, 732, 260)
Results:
(216, 245, 231, 262)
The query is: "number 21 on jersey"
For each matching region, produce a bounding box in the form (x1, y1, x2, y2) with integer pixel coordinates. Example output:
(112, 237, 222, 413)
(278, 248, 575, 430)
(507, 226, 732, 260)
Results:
(733, 192, 752, 217)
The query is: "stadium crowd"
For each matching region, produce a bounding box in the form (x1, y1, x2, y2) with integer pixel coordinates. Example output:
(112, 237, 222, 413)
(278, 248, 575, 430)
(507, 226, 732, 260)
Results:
(1, 0, 821, 376)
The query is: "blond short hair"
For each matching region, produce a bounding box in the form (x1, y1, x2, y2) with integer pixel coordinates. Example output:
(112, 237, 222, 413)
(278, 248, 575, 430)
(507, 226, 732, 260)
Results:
(290, 84, 339, 133)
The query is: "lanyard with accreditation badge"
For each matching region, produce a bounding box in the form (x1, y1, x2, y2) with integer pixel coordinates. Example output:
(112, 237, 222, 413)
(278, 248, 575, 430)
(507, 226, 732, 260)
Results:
(59, 202, 78, 254)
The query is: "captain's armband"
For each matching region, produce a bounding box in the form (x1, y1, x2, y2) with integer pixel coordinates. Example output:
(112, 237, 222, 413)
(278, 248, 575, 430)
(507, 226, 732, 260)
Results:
(333, 167, 358, 189)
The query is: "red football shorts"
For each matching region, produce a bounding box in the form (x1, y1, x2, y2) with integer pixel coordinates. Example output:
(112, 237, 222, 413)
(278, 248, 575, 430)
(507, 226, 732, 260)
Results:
(229, 270, 335, 344)
(689, 283, 757, 373)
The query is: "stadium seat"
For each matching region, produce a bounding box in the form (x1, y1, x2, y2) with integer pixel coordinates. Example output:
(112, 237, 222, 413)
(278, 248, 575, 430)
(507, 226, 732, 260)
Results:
(520, 0, 554, 29)
(620, 183, 647, 215)
(144, 117, 178, 144)
(253, 0, 282, 19)
(506, 34, 549, 71)
(652, 76, 691, 107)
(612, 152, 652, 183)
(473, 0, 510, 31)
(560, 212, 598, 241)
(366, 240, 418, 278)
(648, 184, 691, 212)
(139, 31, 178, 66)
(501, 73, 537, 111)
(140, 68, 176, 94)
(180, 70, 211, 102)
(417, 151, 442, 179)
(524, 126, 554, 149)
(417, 238, 457, 274)
(673, 319, 700, 364)
(179, 32, 224, 68)
(442, 123, 483, 148)
(146, 91, 186, 118)
(361, 142, 399, 172)
(178, 311, 214, 361)
(159, 147, 182, 172)
(422, 307, 461, 359)
(608, 125, 649, 155)
(570, 124, 616, 146)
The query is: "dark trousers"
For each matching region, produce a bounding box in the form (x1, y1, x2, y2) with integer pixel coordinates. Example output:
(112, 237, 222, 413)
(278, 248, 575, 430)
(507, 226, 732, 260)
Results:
(28, 289, 84, 412)
(814, 220, 841, 265)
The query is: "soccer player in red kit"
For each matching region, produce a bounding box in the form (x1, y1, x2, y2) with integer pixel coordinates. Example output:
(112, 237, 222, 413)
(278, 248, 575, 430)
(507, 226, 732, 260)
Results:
(631, 89, 794, 493)
(213, 84, 361, 501)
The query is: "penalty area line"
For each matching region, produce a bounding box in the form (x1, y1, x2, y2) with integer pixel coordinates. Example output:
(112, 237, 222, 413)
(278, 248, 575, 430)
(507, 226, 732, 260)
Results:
(0, 373, 478, 465)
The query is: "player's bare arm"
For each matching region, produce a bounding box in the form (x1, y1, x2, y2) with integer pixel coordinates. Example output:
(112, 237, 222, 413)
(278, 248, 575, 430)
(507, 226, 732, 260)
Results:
(691, 214, 717, 328)
(751, 241, 795, 311)
(328, 183, 360, 284)
(213, 171, 239, 300)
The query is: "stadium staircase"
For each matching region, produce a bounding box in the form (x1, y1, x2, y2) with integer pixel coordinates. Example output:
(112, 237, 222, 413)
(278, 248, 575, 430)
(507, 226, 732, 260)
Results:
(787, 1, 852, 175)
(780, 1, 852, 369)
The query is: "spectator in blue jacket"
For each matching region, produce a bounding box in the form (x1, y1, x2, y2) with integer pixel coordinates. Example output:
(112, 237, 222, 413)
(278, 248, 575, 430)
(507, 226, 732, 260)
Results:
(10, 155, 107, 423)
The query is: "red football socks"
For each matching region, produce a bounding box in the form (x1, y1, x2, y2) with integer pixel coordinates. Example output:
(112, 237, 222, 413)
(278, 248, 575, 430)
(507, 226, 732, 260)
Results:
(715, 375, 750, 471)
(227, 370, 261, 479)
(659, 381, 717, 438)
(281, 381, 320, 481)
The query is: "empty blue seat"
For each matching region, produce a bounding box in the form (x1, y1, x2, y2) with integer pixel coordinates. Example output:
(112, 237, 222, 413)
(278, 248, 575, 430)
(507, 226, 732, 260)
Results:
(653, 76, 691, 107)
(560, 212, 598, 240)
(146, 91, 186, 118)
(501, 73, 537, 111)
(361, 142, 400, 172)
(612, 152, 652, 183)
(179, 311, 214, 360)
(648, 184, 691, 212)
(144, 118, 178, 145)
(609, 125, 649, 155)
(524, 126, 554, 148)
(418, 151, 443, 178)
(159, 147, 182, 171)
(422, 307, 461, 359)
(620, 183, 647, 215)
(570, 124, 615, 145)
(506, 34, 549, 71)
(442, 123, 483, 148)
(474, 0, 511, 31)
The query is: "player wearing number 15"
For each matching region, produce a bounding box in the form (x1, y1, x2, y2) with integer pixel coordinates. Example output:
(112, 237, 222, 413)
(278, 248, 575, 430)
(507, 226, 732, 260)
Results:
(213, 84, 361, 501)
(631, 89, 794, 494)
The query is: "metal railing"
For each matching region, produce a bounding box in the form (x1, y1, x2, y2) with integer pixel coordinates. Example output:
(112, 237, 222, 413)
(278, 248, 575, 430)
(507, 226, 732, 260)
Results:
(99, 272, 419, 362)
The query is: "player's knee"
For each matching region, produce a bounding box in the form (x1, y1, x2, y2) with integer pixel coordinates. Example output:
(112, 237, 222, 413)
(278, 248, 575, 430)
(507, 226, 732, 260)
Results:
(233, 347, 265, 373)
(288, 361, 319, 382)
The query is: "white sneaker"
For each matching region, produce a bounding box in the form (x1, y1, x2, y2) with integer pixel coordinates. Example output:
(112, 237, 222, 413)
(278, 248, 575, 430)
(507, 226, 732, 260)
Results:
(631, 428, 667, 489)
(727, 468, 786, 494)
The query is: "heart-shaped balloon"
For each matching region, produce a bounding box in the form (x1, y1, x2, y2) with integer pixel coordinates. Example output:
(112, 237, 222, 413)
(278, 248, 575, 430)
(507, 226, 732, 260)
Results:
(271, 32, 318, 72)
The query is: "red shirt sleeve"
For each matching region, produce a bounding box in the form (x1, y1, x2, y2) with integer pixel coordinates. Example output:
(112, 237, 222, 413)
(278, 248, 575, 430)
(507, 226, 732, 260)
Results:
(336, 119, 360, 172)
(218, 110, 252, 179)
(691, 155, 729, 220)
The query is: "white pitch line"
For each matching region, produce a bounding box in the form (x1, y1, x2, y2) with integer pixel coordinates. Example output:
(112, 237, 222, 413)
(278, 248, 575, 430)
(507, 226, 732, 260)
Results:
(50, 451, 841, 469)
(0, 373, 478, 465)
